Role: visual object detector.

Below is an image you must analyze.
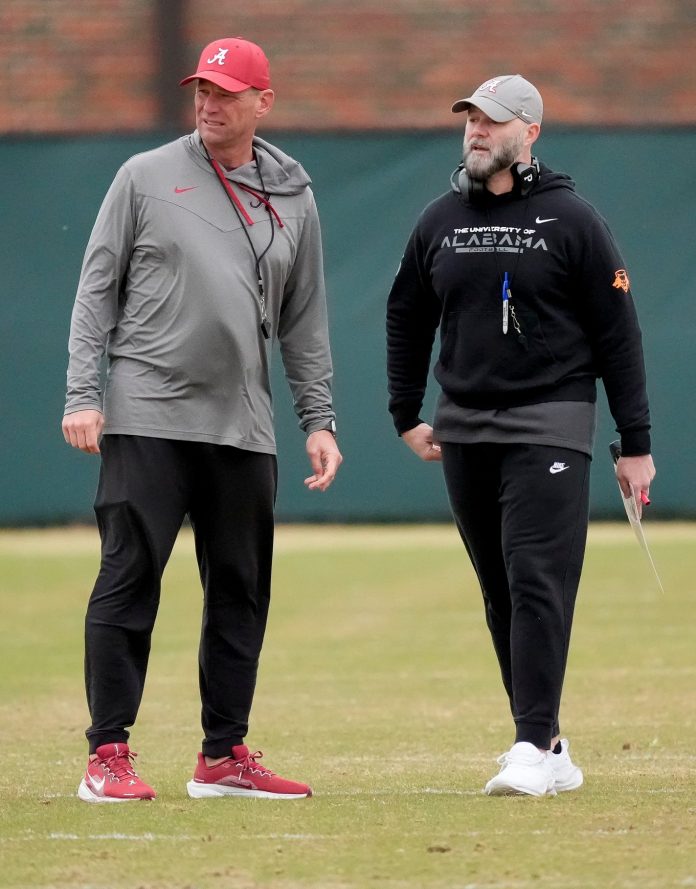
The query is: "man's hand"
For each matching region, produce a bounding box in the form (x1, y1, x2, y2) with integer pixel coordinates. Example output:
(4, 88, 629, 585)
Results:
(616, 454, 655, 519)
(402, 422, 442, 462)
(304, 430, 343, 491)
(62, 409, 104, 454)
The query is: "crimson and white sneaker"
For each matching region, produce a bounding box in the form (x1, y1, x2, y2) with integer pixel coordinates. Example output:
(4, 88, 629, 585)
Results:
(77, 743, 156, 803)
(186, 745, 312, 799)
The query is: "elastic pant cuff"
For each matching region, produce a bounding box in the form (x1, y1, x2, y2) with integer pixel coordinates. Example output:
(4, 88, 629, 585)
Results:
(87, 732, 130, 755)
(514, 722, 553, 750)
(202, 740, 245, 758)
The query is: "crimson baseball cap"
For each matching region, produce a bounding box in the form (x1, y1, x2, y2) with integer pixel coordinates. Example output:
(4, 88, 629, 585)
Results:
(451, 75, 543, 124)
(180, 37, 271, 91)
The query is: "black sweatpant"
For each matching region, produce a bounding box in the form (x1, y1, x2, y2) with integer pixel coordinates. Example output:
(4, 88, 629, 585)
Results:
(85, 434, 277, 757)
(440, 442, 590, 749)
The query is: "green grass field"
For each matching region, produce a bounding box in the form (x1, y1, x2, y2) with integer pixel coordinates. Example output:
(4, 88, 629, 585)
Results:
(0, 523, 694, 889)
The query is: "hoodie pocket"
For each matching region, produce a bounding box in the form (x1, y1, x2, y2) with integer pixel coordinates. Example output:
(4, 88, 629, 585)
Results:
(438, 306, 560, 395)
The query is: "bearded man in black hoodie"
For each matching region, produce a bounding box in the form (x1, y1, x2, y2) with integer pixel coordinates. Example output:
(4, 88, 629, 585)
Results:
(386, 75, 655, 797)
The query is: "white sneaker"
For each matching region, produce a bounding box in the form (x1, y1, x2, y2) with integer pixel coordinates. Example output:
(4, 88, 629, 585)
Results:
(547, 738, 583, 792)
(484, 741, 556, 797)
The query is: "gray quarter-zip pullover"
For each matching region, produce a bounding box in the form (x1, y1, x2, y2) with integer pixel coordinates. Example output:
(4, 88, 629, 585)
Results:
(65, 132, 335, 453)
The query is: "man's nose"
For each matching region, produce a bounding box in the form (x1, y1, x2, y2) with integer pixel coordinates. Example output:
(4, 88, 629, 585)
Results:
(468, 122, 488, 138)
(202, 94, 220, 111)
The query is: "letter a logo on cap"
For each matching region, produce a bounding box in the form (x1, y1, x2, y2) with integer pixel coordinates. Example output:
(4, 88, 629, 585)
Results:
(207, 48, 229, 66)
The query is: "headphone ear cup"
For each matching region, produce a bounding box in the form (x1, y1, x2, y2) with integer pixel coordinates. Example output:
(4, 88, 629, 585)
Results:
(457, 165, 484, 202)
(512, 159, 540, 195)
(457, 165, 469, 197)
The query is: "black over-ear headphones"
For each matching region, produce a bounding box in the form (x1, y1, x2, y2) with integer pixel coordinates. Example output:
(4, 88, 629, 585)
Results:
(451, 157, 540, 202)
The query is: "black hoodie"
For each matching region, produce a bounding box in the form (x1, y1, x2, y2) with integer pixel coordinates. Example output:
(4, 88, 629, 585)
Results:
(386, 163, 651, 456)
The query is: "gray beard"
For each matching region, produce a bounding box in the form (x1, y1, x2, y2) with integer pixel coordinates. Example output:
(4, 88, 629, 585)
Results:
(463, 132, 525, 181)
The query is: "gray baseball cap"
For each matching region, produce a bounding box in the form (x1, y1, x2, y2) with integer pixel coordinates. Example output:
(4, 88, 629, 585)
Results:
(451, 74, 543, 124)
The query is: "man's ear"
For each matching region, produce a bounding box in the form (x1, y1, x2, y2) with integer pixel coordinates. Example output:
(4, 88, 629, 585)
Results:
(256, 89, 275, 119)
(525, 122, 541, 150)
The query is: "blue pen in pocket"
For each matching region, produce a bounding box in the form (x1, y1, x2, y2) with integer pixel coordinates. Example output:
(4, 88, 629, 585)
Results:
(502, 272, 510, 334)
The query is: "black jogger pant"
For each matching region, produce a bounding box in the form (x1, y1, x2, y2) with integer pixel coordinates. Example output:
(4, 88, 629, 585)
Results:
(440, 442, 590, 749)
(85, 434, 277, 757)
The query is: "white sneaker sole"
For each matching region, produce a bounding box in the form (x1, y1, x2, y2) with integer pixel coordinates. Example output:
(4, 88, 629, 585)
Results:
(186, 780, 310, 800)
(77, 779, 153, 803)
(553, 769, 584, 792)
(484, 779, 557, 797)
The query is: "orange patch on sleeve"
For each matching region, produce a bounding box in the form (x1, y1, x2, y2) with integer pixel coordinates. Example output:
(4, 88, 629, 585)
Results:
(612, 269, 630, 293)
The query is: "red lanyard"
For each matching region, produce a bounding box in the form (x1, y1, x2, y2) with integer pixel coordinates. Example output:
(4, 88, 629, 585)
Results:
(208, 155, 283, 228)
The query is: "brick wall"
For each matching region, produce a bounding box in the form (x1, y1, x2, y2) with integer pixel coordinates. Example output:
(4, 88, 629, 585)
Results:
(1, 0, 695, 134)
(0, 0, 158, 132)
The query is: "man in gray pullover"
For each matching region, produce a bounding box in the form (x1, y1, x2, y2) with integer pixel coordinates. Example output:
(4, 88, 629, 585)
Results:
(63, 37, 341, 802)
